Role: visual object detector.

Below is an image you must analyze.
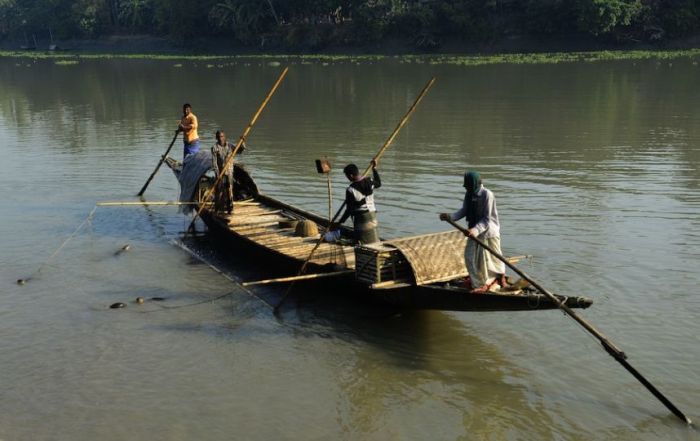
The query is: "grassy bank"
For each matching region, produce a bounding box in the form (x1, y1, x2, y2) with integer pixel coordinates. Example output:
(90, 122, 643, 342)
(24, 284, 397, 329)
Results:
(2, 48, 700, 67)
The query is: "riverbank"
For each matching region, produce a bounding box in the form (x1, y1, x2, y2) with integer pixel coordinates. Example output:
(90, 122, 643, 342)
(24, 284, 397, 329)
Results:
(2, 46, 700, 68)
(2, 33, 700, 57)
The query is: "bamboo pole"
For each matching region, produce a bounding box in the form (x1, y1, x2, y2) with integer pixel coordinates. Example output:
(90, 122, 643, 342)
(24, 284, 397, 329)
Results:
(327, 173, 332, 224)
(442, 217, 691, 425)
(137, 130, 179, 196)
(98, 201, 203, 207)
(185, 66, 290, 237)
(273, 77, 437, 312)
(242, 270, 353, 287)
(97, 201, 259, 207)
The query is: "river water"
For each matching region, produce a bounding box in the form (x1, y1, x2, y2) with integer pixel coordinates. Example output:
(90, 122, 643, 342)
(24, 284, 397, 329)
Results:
(0, 54, 698, 440)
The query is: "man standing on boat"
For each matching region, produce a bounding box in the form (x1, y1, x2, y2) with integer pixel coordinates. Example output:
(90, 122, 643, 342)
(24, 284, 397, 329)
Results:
(178, 103, 200, 158)
(336, 160, 381, 244)
(211, 130, 246, 214)
(439, 171, 506, 292)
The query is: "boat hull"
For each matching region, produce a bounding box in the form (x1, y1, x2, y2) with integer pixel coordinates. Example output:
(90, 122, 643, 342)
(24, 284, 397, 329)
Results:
(371, 284, 592, 312)
(200, 207, 593, 312)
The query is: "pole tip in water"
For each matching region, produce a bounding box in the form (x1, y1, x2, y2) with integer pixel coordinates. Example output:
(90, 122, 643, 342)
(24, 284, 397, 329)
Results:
(122, 244, 131, 251)
(110, 302, 126, 309)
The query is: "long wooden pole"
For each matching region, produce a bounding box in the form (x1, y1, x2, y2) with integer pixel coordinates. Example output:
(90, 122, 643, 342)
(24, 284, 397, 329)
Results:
(326, 173, 332, 222)
(98, 201, 204, 207)
(242, 270, 353, 287)
(442, 218, 691, 424)
(273, 77, 437, 312)
(137, 130, 179, 196)
(185, 67, 289, 236)
(97, 200, 258, 207)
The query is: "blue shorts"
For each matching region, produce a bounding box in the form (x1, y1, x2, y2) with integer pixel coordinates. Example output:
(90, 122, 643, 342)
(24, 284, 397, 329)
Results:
(183, 139, 200, 157)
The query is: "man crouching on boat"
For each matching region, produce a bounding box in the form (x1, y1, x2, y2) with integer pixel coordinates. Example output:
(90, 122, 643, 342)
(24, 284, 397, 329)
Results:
(439, 171, 506, 293)
(334, 160, 381, 244)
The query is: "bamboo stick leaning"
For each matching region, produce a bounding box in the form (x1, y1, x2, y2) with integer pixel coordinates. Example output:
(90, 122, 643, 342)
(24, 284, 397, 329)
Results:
(184, 66, 290, 237)
(138, 130, 179, 196)
(273, 77, 437, 312)
(442, 217, 691, 425)
(242, 270, 354, 287)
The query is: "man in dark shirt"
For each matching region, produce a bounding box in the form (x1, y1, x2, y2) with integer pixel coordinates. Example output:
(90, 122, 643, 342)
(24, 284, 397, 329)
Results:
(211, 130, 245, 214)
(336, 160, 381, 244)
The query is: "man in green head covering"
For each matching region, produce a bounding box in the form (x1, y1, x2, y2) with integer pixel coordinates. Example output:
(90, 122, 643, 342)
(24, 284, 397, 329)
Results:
(439, 171, 506, 292)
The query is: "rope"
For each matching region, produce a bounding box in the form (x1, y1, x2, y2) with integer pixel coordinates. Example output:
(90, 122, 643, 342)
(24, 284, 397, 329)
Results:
(170, 239, 275, 309)
(20, 205, 98, 282)
(138, 290, 239, 312)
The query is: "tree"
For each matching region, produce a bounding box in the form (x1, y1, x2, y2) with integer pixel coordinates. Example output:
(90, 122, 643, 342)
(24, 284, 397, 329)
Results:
(575, 0, 643, 35)
(209, 0, 275, 43)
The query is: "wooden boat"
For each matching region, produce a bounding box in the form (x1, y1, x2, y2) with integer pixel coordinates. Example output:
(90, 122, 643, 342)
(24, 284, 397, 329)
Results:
(165, 156, 593, 312)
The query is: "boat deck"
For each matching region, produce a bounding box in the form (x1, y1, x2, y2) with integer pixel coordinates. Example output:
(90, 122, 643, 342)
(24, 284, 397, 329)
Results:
(210, 200, 356, 269)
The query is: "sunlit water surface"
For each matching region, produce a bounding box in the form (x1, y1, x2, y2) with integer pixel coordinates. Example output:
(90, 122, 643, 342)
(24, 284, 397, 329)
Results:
(0, 56, 699, 440)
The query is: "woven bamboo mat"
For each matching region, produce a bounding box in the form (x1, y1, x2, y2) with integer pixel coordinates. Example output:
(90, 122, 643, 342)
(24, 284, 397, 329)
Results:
(386, 231, 467, 285)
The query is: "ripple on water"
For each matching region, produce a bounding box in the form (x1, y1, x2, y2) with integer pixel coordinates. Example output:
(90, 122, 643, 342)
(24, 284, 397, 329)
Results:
(0, 57, 699, 440)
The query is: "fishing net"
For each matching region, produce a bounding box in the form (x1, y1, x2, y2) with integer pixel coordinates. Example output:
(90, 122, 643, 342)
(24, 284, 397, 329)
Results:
(177, 150, 214, 213)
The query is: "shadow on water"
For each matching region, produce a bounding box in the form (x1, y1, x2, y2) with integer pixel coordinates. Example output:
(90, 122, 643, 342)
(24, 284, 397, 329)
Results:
(167, 231, 567, 439)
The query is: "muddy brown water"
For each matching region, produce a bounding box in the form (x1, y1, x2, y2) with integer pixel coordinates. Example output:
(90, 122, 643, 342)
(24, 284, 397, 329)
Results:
(0, 56, 698, 440)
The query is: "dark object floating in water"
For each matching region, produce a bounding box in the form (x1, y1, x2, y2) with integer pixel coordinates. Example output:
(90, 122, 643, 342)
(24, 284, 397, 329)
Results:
(135, 297, 145, 304)
(115, 244, 131, 256)
(17, 278, 26, 285)
(110, 302, 126, 309)
(150, 297, 166, 301)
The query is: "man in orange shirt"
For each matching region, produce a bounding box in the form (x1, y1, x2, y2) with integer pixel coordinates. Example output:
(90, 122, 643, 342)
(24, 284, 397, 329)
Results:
(178, 103, 200, 158)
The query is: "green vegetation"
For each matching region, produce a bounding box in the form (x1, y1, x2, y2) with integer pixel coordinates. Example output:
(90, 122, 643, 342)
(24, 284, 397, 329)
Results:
(2, 48, 700, 66)
(0, 1, 699, 50)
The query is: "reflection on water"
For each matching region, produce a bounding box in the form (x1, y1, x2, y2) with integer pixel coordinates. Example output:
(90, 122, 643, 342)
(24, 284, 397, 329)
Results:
(0, 56, 698, 440)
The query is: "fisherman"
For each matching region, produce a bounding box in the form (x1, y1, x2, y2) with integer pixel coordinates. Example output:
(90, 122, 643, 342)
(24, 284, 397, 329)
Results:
(178, 103, 200, 158)
(335, 160, 381, 244)
(439, 171, 506, 292)
(211, 130, 246, 214)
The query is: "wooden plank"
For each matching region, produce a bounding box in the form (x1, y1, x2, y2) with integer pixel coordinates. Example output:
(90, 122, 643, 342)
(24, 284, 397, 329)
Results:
(230, 221, 281, 230)
(370, 281, 412, 290)
(241, 228, 295, 239)
(229, 214, 288, 223)
(230, 208, 282, 216)
(230, 218, 289, 226)
(270, 242, 324, 255)
(261, 235, 320, 247)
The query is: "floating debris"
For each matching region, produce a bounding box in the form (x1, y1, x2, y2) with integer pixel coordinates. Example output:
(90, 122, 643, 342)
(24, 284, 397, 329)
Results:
(16, 278, 26, 285)
(150, 297, 166, 302)
(110, 302, 126, 309)
(135, 297, 145, 304)
(114, 244, 131, 256)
